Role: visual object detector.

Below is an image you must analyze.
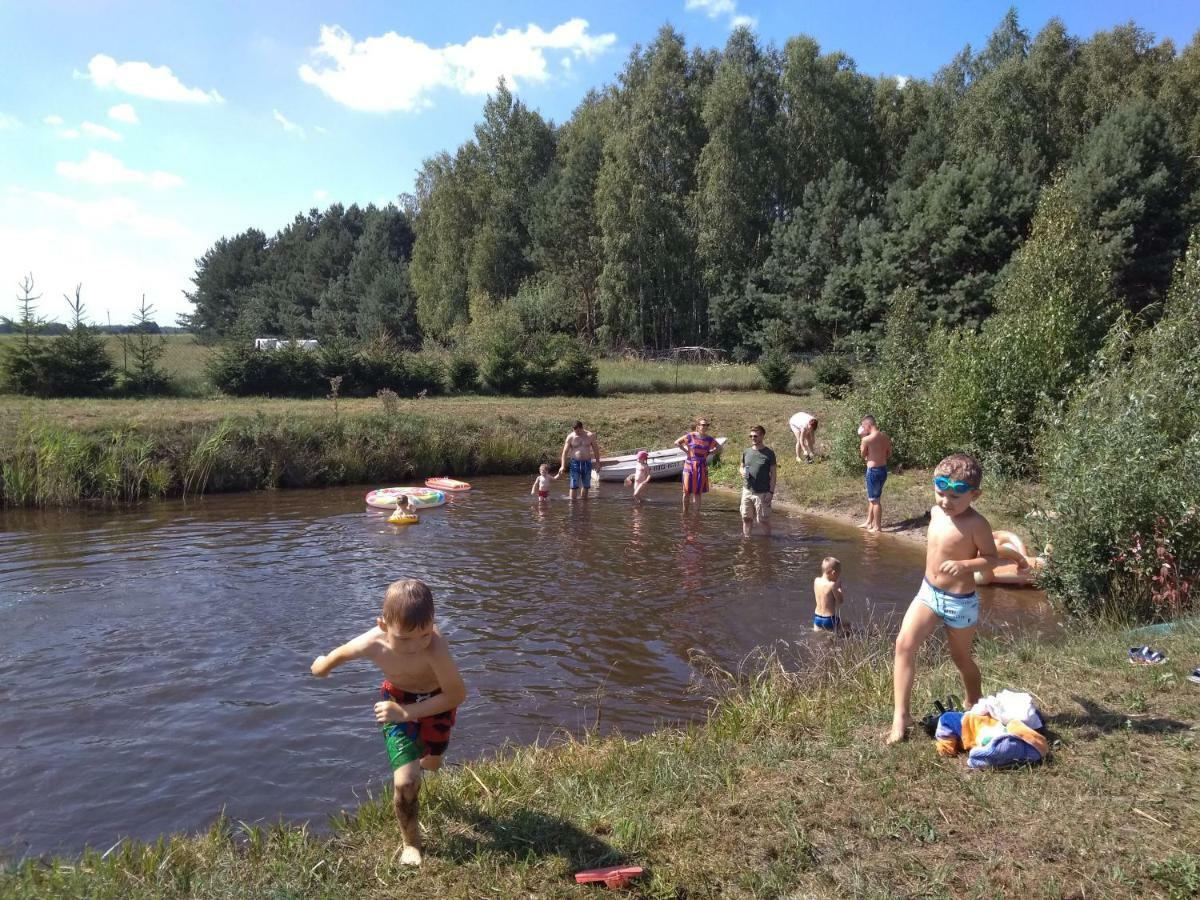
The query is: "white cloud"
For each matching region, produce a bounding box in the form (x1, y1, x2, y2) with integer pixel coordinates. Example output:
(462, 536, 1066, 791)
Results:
(273, 109, 306, 137)
(298, 18, 617, 112)
(685, 0, 757, 30)
(0, 113, 21, 130)
(313, 125, 329, 135)
(108, 103, 139, 124)
(19, 189, 191, 239)
(81, 121, 122, 141)
(59, 128, 81, 139)
(313, 188, 329, 201)
(56, 150, 184, 189)
(43, 114, 65, 126)
(86, 53, 224, 103)
(895, 75, 910, 89)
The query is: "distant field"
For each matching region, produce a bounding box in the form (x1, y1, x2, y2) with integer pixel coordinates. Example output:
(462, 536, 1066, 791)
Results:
(0, 335, 813, 396)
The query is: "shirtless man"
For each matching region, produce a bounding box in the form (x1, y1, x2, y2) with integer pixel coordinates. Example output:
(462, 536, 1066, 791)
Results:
(886, 454, 999, 744)
(556, 420, 601, 500)
(858, 415, 892, 533)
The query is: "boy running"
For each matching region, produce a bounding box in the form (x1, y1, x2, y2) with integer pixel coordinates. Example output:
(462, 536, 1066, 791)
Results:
(887, 454, 999, 744)
(858, 415, 892, 533)
(311, 579, 467, 864)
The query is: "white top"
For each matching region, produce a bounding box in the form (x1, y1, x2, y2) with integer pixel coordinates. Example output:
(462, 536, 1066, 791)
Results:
(631, 460, 650, 484)
(789, 411, 815, 432)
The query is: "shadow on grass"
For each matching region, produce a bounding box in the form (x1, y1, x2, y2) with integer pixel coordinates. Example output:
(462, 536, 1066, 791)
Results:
(885, 510, 931, 533)
(1044, 695, 1192, 740)
(434, 798, 622, 871)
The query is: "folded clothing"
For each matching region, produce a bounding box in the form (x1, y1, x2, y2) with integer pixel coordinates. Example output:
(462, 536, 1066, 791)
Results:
(969, 690, 1043, 730)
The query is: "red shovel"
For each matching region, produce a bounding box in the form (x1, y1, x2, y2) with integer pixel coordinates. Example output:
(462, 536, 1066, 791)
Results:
(574, 865, 645, 889)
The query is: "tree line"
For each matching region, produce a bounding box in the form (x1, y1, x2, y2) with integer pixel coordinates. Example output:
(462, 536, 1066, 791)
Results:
(184, 10, 1200, 358)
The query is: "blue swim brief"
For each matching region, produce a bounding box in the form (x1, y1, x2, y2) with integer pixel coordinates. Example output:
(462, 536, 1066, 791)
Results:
(813, 614, 840, 631)
(915, 578, 979, 629)
(865, 465, 888, 501)
(568, 458, 593, 490)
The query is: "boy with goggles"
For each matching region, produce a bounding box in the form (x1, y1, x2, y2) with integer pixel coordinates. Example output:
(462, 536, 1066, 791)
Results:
(887, 453, 1000, 745)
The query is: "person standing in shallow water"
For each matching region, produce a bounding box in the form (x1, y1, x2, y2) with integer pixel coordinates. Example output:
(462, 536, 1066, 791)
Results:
(739, 424, 777, 537)
(556, 421, 601, 501)
(676, 417, 718, 509)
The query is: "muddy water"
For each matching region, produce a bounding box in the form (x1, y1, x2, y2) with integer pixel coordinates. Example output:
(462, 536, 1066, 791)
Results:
(0, 477, 1054, 855)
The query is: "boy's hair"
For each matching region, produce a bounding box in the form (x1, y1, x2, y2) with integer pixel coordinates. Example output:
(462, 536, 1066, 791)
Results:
(934, 453, 983, 489)
(539, 462, 549, 472)
(382, 579, 435, 630)
(821, 556, 841, 574)
(862, 415, 876, 427)
(573, 420, 584, 430)
(750, 424, 765, 436)
(811, 418, 818, 431)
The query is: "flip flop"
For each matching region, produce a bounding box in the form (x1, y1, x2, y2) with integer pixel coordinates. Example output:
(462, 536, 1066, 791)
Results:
(1128, 646, 1168, 665)
(575, 866, 645, 889)
(1188, 668, 1200, 684)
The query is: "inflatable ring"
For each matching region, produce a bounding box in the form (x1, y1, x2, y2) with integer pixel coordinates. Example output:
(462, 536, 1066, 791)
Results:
(365, 487, 447, 509)
(387, 510, 420, 525)
(976, 530, 1044, 586)
(425, 477, 471, 492)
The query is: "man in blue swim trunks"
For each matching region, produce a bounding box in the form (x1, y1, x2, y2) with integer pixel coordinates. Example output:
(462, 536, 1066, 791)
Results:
(857, 415, 892, 533)
(887, 453, 1000, 745)
(557, 420, 602, 501)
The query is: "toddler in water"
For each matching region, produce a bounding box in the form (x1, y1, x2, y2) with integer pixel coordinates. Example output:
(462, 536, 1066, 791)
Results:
(624, 450, 651, 504)
(531, 463, 552, 501)
(311, 579, 467, 865)
(812, 557, 845, 631)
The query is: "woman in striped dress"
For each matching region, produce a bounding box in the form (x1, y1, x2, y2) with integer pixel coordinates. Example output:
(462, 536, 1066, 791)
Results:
(675, 418, 718, 509)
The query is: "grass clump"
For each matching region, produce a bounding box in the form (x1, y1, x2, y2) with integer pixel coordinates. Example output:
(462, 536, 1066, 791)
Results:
(4, 625, 1197, 897)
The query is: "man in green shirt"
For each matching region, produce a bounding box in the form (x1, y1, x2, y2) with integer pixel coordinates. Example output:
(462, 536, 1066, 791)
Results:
(740, 424, 778, 537)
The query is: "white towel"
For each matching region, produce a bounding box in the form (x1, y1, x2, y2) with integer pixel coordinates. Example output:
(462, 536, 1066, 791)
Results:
(969, 689, 1043, 729)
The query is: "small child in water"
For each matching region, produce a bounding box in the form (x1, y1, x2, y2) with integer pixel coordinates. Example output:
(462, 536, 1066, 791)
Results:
(624, 450, 651, 504)
(311, 579, 467, 865)
(813, 557, 845, 631)
(531, 463, 552, 501)
(388, 495, 418, 524)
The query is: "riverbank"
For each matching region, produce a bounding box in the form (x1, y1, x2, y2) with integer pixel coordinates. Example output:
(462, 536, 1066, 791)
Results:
(0, 391, 1037, 535)
(5, 624, 1197, 898)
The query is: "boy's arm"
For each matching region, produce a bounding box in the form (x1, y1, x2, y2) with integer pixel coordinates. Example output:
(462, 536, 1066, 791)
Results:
(859, 437, 868, 460)
(311, 629, 376, 677)
(396, 636, 467, 719)
(938, 519, 1001, 576)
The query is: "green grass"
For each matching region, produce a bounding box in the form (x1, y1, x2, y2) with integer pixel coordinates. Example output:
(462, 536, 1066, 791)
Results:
(5, 624, 1197, 898)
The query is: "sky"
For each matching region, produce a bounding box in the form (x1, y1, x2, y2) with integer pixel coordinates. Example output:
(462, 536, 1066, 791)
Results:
(0, 1, 1196, 326)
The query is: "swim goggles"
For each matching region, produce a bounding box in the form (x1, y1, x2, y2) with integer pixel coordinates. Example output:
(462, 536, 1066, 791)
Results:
(933, 475, 974, 494)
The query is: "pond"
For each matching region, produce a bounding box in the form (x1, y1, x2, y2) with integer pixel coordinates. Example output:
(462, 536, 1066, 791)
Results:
(0, 477, 1054, 856)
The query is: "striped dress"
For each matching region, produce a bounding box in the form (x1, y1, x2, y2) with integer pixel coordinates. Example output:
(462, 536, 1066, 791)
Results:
(682, 432, 719, 495)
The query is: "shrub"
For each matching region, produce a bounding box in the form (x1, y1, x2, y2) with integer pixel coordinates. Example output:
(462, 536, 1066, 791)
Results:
(481, 339, 527, 394)
(554, 339, 598, 397)
(207, 343, 324, 397)
(118, 297, 171, 396)
(404, 353, 444, 396)
(1037, 231, 1200, 620)
(757, 348, 794, 393)
(812, 355, 853, 399)
(446, 356, 479, 393)
(41, 286, 117, 398)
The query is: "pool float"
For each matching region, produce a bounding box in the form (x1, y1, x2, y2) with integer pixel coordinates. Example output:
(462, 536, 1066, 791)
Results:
(387, 509, 420, 526)
(574, 865, 645, 889)
(364, 487, 447, 509)
(425, 477, 471, 492)
(976, 530, 1045, 586)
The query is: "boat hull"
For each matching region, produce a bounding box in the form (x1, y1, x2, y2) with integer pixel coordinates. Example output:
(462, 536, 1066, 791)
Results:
(597, 437, 726, 482)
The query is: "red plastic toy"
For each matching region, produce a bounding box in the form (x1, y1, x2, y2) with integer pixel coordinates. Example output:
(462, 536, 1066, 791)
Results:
(574, 865, 645, 889)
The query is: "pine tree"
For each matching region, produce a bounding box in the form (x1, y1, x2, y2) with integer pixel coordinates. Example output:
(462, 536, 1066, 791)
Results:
(42, 285, 116, 397)
(1, 274, 49, 394)
(118, 295, 169, 395)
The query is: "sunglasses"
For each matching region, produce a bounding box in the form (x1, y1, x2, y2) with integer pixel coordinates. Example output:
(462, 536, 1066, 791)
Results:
(933, 475, 975, 494)
(698, 422, 710, 427)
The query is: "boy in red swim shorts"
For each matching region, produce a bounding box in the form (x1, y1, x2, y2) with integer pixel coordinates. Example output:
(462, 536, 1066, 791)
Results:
(311, 579, 467, 865)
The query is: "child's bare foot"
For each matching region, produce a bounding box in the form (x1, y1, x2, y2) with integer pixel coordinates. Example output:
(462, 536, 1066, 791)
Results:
(400, 844, 423, 866)
(885, 717, 911, 745)
(866, 525, 880, 534)
(857, 520, 871, 529)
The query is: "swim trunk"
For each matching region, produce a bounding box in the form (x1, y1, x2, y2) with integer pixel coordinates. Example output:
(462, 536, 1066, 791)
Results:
(813, 614, 840, 631)
(568, 458, 593, 490)
(739, 487, 772, 521)
(379, 682, 458, 769)
(865, 465, 888, 502)
(537, 490, 549, 499)
(915, 578, 979, 630)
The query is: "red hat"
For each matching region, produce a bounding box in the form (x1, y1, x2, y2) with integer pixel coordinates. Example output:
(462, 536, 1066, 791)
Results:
(636, 450, 649, 460)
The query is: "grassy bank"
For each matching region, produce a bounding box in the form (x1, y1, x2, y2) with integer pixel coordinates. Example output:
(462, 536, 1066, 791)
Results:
(5, 624, 1197, 898)
(0, 391, 1034, 533)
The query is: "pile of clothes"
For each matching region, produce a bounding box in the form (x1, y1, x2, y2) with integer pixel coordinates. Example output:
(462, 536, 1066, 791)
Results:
(933, 690, 1049, 768)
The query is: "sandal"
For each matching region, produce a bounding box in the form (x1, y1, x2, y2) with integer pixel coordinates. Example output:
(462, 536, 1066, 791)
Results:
(1188, 668, 1200, 684)
(1128, 646, 1168, 665)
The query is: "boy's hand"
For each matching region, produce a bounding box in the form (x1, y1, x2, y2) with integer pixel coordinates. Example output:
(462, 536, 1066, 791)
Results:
(938, 559, 967, 577)
(374, 700, 410, 724)
(311, 656, 329, 677)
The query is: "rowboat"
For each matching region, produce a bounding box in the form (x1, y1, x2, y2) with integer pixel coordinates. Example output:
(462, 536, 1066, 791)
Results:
(596, 437, 727, 482)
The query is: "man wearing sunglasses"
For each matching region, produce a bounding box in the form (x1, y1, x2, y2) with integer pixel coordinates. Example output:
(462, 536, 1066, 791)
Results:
(739, 425, 777, 537)
(857, 415, 892, 533)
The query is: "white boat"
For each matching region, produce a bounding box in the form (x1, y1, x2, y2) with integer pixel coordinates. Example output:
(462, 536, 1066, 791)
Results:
(596, 437, 727, 482)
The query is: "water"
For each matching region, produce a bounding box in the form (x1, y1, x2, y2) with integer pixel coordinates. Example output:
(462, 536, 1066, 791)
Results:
(0, 478, 1054, 856)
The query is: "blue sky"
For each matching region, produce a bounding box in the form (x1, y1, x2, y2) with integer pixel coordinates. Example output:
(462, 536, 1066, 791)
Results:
(1, 1, 1196, 325)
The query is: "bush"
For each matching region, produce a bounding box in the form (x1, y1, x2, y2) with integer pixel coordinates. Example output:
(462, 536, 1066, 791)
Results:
(481, 339, 527, 394)
(757, 347, 794, 393)
(405, 354, 444, 396)
(554, 339, 598, 397)
(1036, 232, 1200, 620)
(812, 355, 853, 399)
(446, 356, 479, 393)
(207, 344, 324, 397)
